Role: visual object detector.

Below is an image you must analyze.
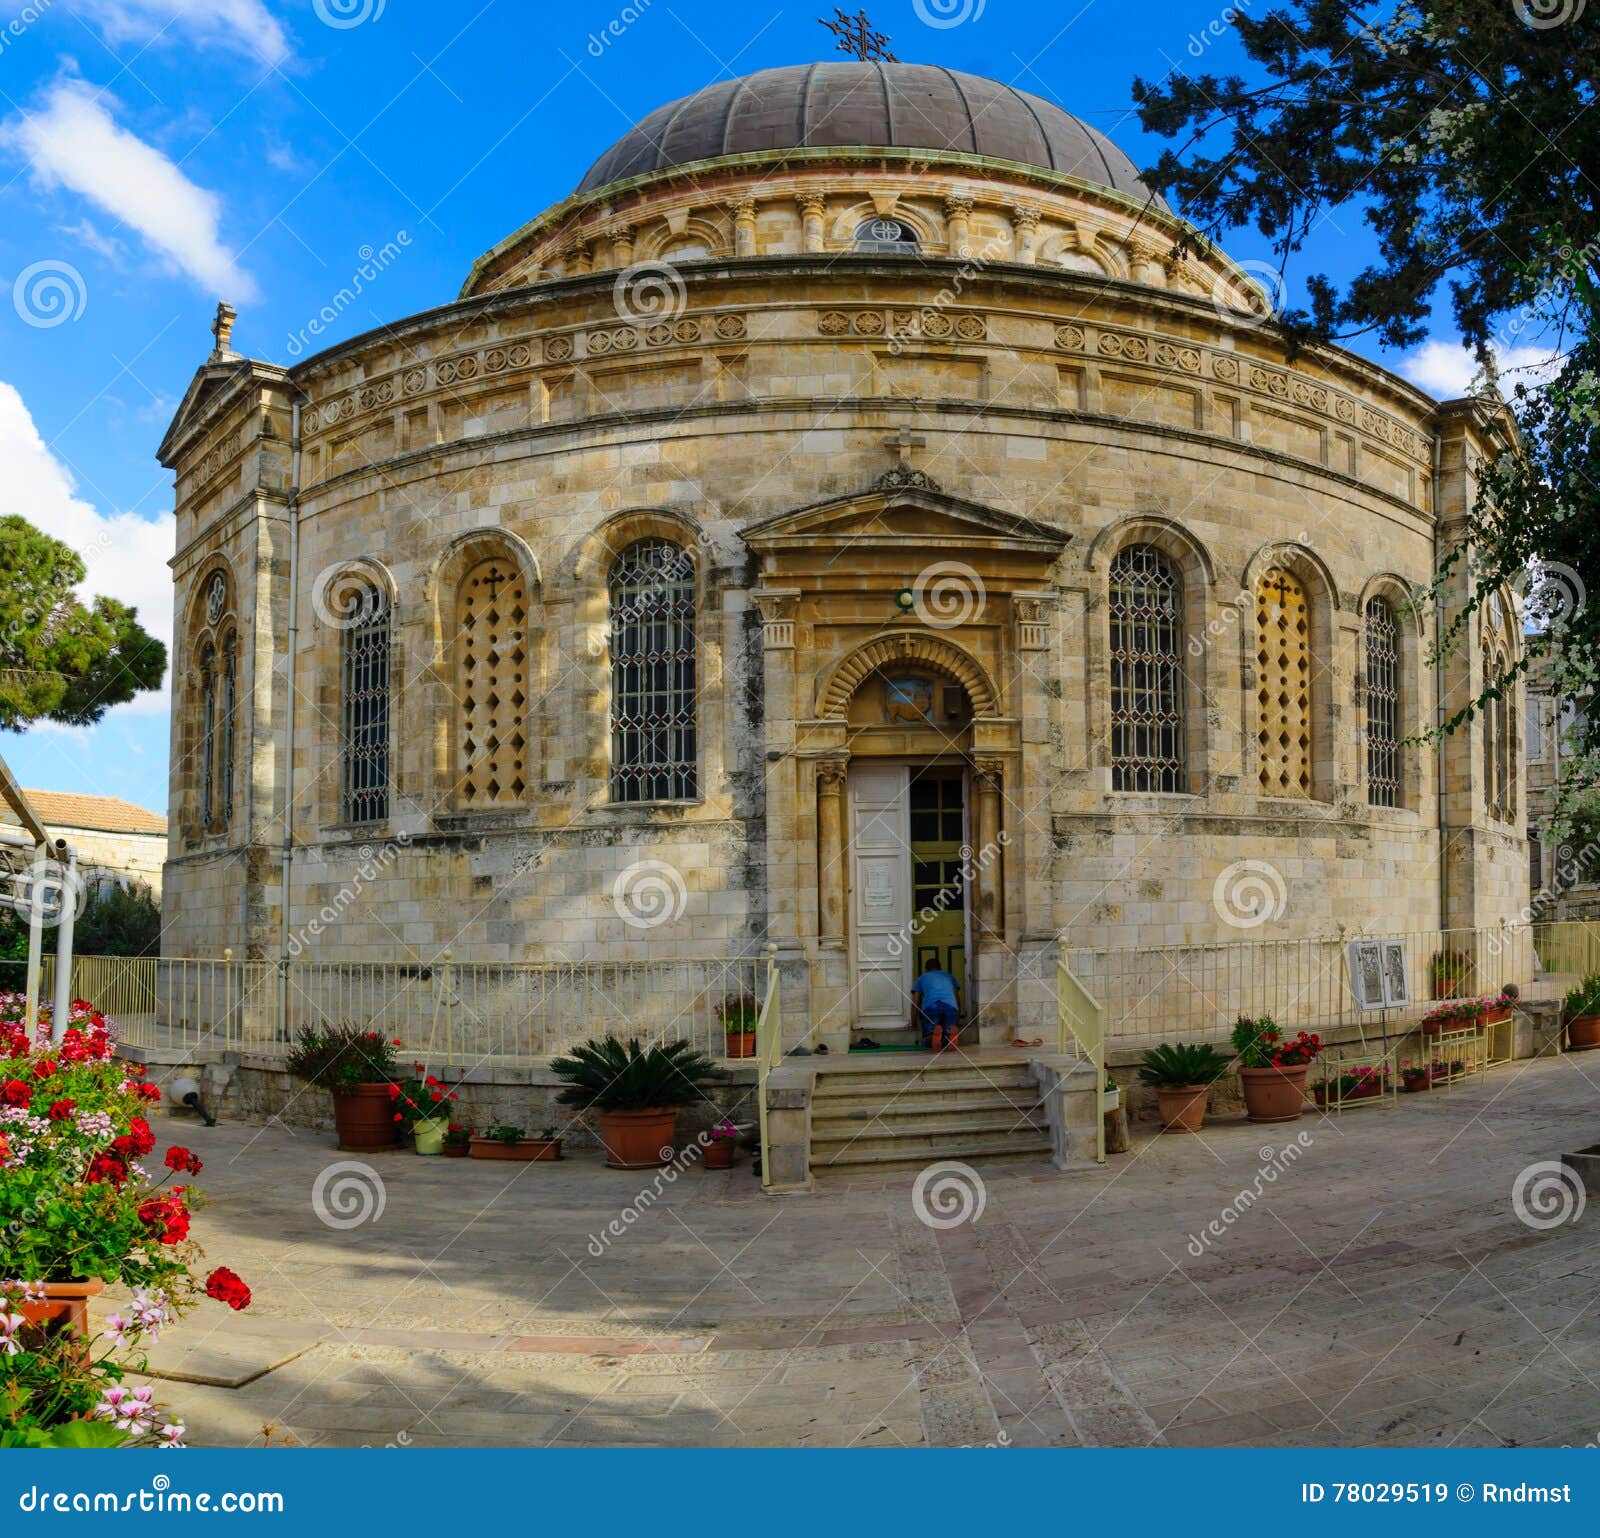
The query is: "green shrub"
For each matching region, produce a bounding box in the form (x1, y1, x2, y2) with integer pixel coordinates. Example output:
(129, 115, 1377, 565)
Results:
(1137, 1042, 1231, 1088)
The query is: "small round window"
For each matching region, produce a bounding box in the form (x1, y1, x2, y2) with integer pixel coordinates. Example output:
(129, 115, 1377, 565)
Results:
(854, 218, 920, 254)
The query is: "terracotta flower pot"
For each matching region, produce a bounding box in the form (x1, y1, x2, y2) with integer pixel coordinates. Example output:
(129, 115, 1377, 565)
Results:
(596, 1107, 678, 1168)
(725, 1032, 756, 1059)
(1238, 1063, 1309, 1123)
(702, 1139, 735, 1169)
(468, 1137, 562, 1161)
(1154, 1084, 1209, 1133)
(412, 1116, 449, 1155)
(21, 1279, 104, 1340)
(1402, 1076, 1431, 1094)
(1316, 1080, 1382, 1106)
(1567, 1013, 1600, 1051)
(443, 1143, 470, 1158)
(330, 1083, 399, 1151)
(1433, 977, 1459, 999)
(1482, 1005, 1511, 1026)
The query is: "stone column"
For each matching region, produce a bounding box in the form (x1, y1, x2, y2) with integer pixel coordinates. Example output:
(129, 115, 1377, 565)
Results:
(817, 759, 848, 948)
(943, 194, 973, 259)
(609, 224, 634, 268)
(1011, 206, 1040, 264)
(729, 196, 759, 257)
(798, 193, 827, 254)
(972, 757, 1005, 935)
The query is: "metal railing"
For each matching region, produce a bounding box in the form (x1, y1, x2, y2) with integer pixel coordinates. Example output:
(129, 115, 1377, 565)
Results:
(754, 943, 782, 1192)
(1056, 956, 1105, 1163)
(6, 950, 769, 1067)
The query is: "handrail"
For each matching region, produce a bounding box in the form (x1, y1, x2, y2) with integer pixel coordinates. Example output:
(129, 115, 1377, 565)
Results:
(1057, 953, 1106, 1164)
(755, 941, 781, 1192)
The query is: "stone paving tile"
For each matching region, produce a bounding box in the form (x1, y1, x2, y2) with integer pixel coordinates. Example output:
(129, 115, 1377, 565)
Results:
(112, 1053, 1600, 1446)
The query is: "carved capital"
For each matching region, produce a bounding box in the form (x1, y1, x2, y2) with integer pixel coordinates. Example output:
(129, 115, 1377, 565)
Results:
(816, 759, 849, 796)
(943, 193, 974, 216)
(1010, 204, 1040, 231)
(728, 195, 758, 222)
(797, 192, 828, 219)
(973, 757, 1006, 794)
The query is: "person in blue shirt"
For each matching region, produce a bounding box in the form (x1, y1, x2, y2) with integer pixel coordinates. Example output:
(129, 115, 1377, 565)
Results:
(912, 960, 960, 1051)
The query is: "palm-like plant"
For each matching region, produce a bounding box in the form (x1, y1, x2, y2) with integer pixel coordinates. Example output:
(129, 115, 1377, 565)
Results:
(1137, 1042, 1231, 1088)
(550, 1037, 725, 1112)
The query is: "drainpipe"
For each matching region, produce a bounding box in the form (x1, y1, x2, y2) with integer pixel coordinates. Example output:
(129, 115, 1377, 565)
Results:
(1433, 430, 1451, 936)
(49, 847, 79, 1045)
(277, 398, 302, 1040)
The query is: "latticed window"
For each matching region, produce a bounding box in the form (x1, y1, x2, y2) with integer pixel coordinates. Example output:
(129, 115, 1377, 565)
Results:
(1365, 598, 1400, 808)
(609, 539, 697, 802)
(854, 218, 919, 254)
(340, 587, 390, 824)
(220, 634, 238, 823)
(1257, 568, 1312, 797)
(457, 558, 529, 807)
(199, 640, 217, 828)
(1109, 545, 1186, 792)
(1484, 646, 1515, 822)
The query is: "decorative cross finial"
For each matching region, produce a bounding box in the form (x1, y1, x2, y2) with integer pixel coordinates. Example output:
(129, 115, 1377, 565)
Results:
(884, 424, 926, 469)
(210, 301, 237, 358)
(820, 8, 897, 61)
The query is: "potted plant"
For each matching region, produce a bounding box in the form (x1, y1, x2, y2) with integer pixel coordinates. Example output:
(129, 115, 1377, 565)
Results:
(1231, 1016, 1320, 1123)
(1481, 988, 1516, 1027)
(1430, 950, 1469, 999)
(1401, 1065, 1431, 1093)
(1136, 1042, 1231, 1133)
(391, 1066, 458, 1155)
(702, 1120, 739, 1169)
(551, 1037, 725, 1168)
(1564, 974, 1600, 1050)
(442, 1123, 473, 1158)
(1102, 1072, 1121, 1116)
(1314, 1066, 1386, 1106)
(284, 1025, 400, 1150)
(717, 994, 758, 1059)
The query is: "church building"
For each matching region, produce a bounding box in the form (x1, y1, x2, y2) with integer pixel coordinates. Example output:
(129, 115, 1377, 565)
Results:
(156, 61, 1527, 1051)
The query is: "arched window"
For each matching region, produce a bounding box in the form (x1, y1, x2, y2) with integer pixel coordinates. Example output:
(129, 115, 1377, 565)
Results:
(457, 557, 529, 808)
(220, 633, 238, 824)
(1484, 644, 1515, 822)
(1257, 568, 1312, 797)
(1365, 597, 1400, 808)
(609, 538, 697, 802)
(198, 639, 217, 830)
(1109, 545, 1185, 793)
(854, 218, 919, 254)
(340, 584, 390, 824)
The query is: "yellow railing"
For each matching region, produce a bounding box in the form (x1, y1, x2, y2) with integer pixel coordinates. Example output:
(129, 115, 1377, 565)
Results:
(1057, 955, 1106, 1164)
(1533, 920, 1600, 982)
(755, 942, 782, 1192)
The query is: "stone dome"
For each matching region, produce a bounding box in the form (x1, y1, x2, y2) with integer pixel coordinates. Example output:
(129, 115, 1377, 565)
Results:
(575, 62, 1163, 206)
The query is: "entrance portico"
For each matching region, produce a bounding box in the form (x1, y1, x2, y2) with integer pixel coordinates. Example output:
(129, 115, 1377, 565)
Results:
(744, 476, 1070, 1052)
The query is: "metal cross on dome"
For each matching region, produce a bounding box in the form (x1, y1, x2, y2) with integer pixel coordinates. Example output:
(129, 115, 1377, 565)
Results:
(820, 8, 898, 62)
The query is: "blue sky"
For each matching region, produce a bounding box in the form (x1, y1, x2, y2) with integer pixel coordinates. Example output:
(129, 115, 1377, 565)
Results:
(0, 0, 1489, 815)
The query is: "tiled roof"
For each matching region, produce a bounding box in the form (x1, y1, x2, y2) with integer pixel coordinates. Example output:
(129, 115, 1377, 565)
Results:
(2, 790, 168, 837)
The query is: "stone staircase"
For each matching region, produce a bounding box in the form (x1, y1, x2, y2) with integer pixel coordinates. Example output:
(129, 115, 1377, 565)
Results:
(808, 1055, 1054, 1176)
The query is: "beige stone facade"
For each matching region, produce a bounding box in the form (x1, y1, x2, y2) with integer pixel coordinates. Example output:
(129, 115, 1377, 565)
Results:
(156, 66, 1526, 1049)
(3, 791, 167, 898)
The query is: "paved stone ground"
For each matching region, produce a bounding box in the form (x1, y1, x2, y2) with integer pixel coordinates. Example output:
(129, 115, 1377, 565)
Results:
(116, 1052, 1600, 1448)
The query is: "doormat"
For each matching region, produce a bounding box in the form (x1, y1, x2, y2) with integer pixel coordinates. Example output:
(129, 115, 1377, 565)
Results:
(848, 1043, 928, 1053)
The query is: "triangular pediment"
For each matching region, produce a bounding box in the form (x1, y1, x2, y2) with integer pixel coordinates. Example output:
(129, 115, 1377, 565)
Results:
(742, 483, 1070, 556)
(157, 357, 288, 469)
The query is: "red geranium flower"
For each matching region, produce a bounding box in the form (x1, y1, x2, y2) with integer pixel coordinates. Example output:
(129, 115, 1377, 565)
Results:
(31, 1058, 57, 1080)
(47, 1098, 76, 1121)
(204, 1267, 251, 1310)
(136, 1082, 161, 1101)
(387, 1083, 401, 1100)
(85, 1152, 129, 1186)
(1, 1079, 30, 1107)
(138, 1195, 191, 1245)
(164, 1146, 203, 1175)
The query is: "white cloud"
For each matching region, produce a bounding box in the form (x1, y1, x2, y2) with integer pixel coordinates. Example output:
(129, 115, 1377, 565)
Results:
(74, 0, 290, 65)
(1399, 339, 1564, 398)
(0, 380, 174, 719)
(1, 80, 258, 301)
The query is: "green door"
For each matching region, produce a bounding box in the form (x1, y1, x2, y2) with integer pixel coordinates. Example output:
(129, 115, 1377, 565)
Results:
(908, 770, 967, 1018)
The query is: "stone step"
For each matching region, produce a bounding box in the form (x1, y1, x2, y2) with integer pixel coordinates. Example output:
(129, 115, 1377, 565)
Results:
(812, 1066, 1037, 1096)
(813, 1111, 1049, 1147)
(813, 1098, 1044, 1132)
(813, 1086, 1044, 1118)
(810, 1133, 1055, 1174)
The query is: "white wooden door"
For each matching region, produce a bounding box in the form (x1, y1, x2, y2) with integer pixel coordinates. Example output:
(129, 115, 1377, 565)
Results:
(850, 763, 911, 1029)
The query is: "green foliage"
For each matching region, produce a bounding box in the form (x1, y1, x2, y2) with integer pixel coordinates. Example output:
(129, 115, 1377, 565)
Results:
(1431, 950, 1470, 981)
(716, 993, 759, 1032)
(1563, 973, 1600, 1018)
(1137, 1042, 1231, 1088)
(0, 882, 162, 963)
(0, 515, 165, 730)
(284, 1025, 399, 1091)
(1229, 1016, 1278, 1069)
(484, 1123, 524, 1145)
(551, 1036, 725, 1112)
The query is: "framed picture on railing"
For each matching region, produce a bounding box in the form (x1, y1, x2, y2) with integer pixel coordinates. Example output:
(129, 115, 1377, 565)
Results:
(1348, 938, 1410, 1009)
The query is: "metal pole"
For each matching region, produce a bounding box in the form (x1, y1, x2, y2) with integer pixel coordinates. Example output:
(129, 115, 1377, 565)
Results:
(49, 848, 79, 1045)
(23, 843, 47, 1042)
